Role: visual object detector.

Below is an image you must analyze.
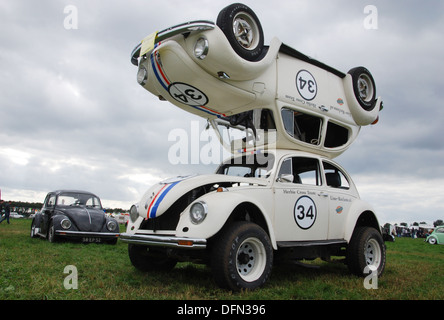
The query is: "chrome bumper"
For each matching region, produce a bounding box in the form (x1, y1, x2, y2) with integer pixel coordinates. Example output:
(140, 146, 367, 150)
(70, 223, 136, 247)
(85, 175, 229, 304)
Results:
(55, 230, 119, 238)
(131, 20, 215, 65)
(120, 233, 207, 249)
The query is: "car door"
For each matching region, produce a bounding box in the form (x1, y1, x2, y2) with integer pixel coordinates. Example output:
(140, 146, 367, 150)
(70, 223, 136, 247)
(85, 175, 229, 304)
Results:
(40, 194, 56, 235)
(273, 156, 329, 242)
(322, 161, 357, 240)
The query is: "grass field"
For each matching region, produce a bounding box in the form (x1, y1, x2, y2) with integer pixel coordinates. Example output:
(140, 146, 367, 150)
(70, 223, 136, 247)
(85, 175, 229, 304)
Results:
(0, 219, 443, 300)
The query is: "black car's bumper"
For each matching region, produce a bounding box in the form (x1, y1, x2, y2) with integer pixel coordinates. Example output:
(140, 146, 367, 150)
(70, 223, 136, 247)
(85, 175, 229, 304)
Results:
(55, 230, 119, 242)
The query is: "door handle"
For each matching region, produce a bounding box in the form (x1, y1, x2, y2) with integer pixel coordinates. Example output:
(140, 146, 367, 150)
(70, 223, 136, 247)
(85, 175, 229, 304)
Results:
(318, 192, 329, 198)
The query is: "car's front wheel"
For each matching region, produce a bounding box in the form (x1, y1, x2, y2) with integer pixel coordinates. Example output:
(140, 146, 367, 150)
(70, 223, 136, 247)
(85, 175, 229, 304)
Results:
(48, 221, 58, 243)
(211, 222, 273, 291)
(216, 3, 264, 61)
(347, 226, 386, 277)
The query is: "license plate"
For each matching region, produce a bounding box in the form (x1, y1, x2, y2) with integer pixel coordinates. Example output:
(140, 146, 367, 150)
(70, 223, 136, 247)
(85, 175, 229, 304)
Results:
(82, 237, 101, 243)
(140, 31, 158, 56)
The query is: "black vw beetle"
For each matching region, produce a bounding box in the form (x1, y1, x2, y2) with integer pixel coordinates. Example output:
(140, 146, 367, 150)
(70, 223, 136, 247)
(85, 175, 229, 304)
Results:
(31, 190, 120, 244)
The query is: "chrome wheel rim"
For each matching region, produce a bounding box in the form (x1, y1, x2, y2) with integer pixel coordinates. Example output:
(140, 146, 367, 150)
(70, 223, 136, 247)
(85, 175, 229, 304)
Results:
(232, 12, 260, 50)
(357, 74, 374, 102)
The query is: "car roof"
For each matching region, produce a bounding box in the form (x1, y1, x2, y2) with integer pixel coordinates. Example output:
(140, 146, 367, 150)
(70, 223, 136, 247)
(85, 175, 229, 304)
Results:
(48, 190, 100, 198)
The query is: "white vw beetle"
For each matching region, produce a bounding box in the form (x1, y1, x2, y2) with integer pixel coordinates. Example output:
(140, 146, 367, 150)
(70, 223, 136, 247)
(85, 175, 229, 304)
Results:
(122, 3, 386, 290)
(131, 3, 383, 158)
(121, 149, 386, 290)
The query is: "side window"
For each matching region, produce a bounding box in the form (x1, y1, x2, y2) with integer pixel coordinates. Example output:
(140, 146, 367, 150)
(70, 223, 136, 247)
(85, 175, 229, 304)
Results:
(45, 195, 56, 208)
(324, 121, 349, 148)
(278, 157, 321, 186)
(281, 108, 322, 145)
(323, 162, 350, 189)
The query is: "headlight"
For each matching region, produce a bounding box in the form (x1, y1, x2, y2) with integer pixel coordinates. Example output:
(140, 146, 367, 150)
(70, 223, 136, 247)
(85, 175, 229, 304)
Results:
(107, 220, 117, 231)
(61, 219, 71, 230)
(129, 204, 139, 223)
(137, 65, 148, 85)
(190, 201, 208, 224)
(194, 37, 209, 60)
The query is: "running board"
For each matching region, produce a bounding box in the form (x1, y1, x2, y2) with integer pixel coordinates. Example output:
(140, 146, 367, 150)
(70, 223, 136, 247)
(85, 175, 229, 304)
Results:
(277, 239, 347, 248)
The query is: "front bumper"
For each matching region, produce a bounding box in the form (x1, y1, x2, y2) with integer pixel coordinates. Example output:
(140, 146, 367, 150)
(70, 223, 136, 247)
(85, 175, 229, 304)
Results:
(120, 233, 207, 249)
(55, 230, 120, 239)
(131, 20, 215, 66)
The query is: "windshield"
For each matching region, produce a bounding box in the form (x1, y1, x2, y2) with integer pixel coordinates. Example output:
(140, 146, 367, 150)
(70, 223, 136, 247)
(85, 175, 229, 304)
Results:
(56, 192, 102, 209)
(216, 152, 275, 178)
(211, 108, 277, 153)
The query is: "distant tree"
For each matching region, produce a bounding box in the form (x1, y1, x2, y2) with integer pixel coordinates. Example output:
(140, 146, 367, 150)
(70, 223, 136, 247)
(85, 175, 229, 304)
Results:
(434, 219, 444, 227)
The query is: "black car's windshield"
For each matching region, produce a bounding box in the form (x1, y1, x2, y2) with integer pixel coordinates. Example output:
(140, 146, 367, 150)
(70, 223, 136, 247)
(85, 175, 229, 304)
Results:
(56, 192, 102, 209)
(216, 152, 275, 178)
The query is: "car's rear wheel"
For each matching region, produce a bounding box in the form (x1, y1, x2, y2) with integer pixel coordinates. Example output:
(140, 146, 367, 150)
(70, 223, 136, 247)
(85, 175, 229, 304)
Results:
(216, 3, 264, 61)
(348, 67, 377, 111)
(211, 222, 273, 291)
(128, 244, 177, 272)
(428, 237, 437, 245)
(347, 226, 386, 277)
(30, 219, 38, 238)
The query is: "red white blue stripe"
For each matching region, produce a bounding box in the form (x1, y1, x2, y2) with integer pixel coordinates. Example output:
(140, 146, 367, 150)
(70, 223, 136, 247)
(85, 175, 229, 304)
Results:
(146, 181, 180, 219)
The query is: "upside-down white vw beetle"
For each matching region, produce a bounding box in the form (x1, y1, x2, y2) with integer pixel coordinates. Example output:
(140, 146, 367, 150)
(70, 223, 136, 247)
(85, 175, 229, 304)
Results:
(121, 3, 386, 291)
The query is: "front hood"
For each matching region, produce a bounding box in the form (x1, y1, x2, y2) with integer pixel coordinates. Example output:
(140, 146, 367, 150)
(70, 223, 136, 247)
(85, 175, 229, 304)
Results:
(139, 174, 268, 219)
(59, 207, 106, 232)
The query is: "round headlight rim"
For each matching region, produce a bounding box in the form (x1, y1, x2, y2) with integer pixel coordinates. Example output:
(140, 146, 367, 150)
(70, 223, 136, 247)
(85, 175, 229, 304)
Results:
(60, 218, 72, 230)
(189, 201, 208, 225)
(107, 220, 117, 232)
(137, 65, 148, 85)
(129, 204, 139, 223)
(194, 37, 209, 60)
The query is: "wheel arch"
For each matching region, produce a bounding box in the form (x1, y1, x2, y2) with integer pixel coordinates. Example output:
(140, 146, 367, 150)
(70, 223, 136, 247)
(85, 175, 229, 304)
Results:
(345, 209, 382, 243)
(219, 201, 277, 250)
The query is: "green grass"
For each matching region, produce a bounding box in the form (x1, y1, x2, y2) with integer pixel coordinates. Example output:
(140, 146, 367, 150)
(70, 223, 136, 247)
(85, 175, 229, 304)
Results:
(0, 219, 443, 300)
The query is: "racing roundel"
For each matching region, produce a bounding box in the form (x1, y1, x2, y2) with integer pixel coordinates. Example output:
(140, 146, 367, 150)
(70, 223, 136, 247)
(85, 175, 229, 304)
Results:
(296, 70, 317, 101)
(168, 82, 208, 106)
(294, 196, 317, 229)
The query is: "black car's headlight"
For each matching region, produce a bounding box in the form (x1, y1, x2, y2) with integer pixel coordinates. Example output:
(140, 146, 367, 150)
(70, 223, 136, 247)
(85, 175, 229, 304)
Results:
(190, 201, 208, 225)
(61, 219, 72, 230)
(107, 220, 117, 231)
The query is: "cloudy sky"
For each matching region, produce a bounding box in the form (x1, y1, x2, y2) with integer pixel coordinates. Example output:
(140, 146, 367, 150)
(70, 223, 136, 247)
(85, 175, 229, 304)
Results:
(1, 0, 443, 225)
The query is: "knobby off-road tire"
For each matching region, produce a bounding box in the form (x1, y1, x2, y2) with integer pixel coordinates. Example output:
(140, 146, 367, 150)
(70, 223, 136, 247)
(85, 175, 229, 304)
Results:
(128, 244, 177, 272)
(211, 222, 273, 291)
(347, 226, 386, 277)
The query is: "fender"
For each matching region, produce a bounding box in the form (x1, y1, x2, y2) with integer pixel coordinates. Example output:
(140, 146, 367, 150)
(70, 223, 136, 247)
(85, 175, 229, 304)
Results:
(343, 199, 382, 242)
(175, 188, 277, 249)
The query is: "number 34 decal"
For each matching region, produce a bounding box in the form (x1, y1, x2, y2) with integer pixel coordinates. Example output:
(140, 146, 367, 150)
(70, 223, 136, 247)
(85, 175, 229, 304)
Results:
(294, 196, 317, 229)
(296, 70, 317, 101)
(168, 82, 208, 106)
